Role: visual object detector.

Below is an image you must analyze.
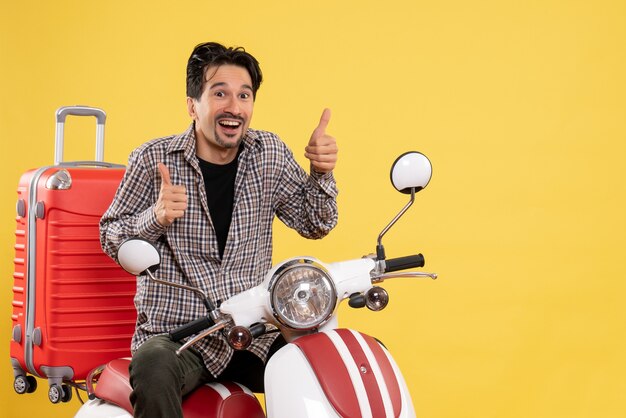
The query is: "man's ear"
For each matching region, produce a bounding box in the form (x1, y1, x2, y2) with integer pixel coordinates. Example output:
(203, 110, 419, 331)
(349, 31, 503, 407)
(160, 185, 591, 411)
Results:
(187, 97, 196, 118)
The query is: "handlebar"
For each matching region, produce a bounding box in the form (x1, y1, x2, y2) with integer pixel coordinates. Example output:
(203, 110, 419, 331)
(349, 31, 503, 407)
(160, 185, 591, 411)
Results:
(169, 317, 214, 342)
(249, 323, 267, 339)
(384, 254, 425, 272)
(170, 316, 267, 355)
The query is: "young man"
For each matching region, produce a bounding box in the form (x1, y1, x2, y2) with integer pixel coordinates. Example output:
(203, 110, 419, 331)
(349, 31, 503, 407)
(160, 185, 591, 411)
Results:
(99, 42, 338, 418)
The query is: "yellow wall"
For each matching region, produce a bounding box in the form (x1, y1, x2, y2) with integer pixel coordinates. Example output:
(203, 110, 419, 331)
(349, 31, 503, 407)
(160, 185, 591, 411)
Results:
(1, 1, 625, 417)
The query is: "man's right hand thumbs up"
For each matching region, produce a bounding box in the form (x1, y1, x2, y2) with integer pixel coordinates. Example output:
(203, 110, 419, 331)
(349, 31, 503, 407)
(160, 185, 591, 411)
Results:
(154, 162, 188, 227)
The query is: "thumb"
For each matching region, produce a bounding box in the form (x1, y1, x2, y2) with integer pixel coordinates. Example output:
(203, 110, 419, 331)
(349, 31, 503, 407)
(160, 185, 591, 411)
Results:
(158, 162, 172, 187)
(312, 108, 331, 138)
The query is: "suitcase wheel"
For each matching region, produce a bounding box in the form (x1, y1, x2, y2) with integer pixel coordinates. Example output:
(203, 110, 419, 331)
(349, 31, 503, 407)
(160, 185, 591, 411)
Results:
(48, 383, 72, 403)
(13, 375, 37, 394)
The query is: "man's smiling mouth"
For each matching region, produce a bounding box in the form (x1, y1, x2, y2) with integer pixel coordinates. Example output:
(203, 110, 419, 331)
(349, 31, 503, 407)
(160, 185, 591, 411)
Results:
(219, 120, 241, 128)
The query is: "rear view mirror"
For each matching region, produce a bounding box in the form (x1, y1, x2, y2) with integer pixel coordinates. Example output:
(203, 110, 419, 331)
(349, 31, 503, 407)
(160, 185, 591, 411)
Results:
(116, 238, 161, 275)
(390, 151, 432, 194)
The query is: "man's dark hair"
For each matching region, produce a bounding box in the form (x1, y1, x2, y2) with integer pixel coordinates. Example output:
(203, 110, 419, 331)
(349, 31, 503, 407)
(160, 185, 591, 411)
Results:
(186, 42, 263, 100)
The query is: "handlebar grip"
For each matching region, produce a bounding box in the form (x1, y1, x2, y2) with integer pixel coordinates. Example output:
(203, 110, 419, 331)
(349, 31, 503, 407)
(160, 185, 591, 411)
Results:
(385, 254, 425, 272)
(169, 317, 214, 342)
(249, 323, 266, 338)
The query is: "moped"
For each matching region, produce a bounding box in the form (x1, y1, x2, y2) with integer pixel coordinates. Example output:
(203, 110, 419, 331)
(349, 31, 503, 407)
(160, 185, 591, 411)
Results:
(74, 151, 438, 418)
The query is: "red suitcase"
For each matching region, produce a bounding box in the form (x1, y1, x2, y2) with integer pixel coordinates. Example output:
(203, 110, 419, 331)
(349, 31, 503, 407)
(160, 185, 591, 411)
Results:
(10, 106, 136, 404)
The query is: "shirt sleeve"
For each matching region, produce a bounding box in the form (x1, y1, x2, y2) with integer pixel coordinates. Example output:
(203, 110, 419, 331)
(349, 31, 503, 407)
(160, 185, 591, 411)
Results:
(274, 144, 339, 239)
(99, 148, 167, 260)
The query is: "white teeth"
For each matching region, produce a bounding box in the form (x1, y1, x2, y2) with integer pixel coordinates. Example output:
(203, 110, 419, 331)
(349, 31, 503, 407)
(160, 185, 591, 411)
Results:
(219, 120, 241, 127)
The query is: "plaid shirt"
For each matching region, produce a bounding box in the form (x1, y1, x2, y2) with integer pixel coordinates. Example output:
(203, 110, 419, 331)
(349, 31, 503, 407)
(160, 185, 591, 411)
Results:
(100, 124, 338, 376)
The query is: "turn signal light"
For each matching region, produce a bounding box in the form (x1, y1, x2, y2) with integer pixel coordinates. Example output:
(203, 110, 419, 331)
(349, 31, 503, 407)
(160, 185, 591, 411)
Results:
(365, 286, 389, 311)
(226, 326, 252, 350)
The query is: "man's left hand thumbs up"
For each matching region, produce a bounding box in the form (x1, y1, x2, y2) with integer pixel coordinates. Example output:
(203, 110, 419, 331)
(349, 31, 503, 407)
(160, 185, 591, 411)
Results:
(305, 108, 338, 174)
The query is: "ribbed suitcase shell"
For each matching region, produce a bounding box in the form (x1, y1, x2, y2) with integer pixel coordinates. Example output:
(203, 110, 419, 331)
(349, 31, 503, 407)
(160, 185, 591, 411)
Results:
(10, 107, 136, 399)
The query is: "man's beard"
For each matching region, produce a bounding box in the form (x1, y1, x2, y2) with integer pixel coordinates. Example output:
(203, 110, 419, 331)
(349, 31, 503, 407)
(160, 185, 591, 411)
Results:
(214, 129, 245, 149)
(213, 112, 246, 149)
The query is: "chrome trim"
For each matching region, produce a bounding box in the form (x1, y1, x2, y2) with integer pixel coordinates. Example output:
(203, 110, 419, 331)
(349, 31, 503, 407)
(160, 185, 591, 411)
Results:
(145, 270, 209, 303)
(268, 258, 337, 330)
(85, 364, 106, 398)
(176, 319, 231, 355)
(377, 188, 415, 249)
(371, 271, 438, 283)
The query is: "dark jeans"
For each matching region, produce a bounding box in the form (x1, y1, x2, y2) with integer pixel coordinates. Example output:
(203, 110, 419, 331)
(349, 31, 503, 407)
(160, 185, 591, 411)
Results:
(128, 333, 286, 418)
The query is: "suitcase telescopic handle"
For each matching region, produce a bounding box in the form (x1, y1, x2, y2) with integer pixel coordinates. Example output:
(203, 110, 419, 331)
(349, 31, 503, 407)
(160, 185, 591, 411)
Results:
(55, 106, 107, 165)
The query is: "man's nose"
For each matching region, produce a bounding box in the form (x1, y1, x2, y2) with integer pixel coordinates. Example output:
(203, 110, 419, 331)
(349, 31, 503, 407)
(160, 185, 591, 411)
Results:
(223, 97, 241, 115)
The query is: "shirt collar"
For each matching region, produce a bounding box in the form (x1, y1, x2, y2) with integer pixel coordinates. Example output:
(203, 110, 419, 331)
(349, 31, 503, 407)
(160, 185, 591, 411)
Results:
(166, 124, 196, 162)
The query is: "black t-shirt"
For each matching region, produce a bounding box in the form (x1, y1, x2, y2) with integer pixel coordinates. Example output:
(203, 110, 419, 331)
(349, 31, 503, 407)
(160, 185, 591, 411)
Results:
(197, 154, 238, 259)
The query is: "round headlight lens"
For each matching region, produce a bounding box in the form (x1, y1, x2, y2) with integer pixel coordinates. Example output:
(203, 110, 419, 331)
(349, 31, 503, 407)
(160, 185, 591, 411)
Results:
(270, 260, 336, 330)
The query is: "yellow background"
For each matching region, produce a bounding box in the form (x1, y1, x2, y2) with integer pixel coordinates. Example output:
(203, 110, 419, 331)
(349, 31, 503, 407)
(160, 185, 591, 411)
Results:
(1, 0, 625, 417)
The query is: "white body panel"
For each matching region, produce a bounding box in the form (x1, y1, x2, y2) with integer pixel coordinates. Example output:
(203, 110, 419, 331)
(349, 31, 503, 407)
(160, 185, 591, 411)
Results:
(265, 343, 341, 418)
(264, 330, 416, 418)
(219, 283, 269, 327)
(74, 399, 131, 418)
(326, 258, 376, 300)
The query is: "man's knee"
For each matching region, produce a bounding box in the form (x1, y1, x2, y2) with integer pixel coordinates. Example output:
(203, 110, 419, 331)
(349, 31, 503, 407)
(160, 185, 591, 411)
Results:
(130, 336, 181, 384)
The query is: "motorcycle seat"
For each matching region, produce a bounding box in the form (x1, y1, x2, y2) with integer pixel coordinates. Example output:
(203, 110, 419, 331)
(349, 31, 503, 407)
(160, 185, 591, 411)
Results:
(93, 358, 265, 418)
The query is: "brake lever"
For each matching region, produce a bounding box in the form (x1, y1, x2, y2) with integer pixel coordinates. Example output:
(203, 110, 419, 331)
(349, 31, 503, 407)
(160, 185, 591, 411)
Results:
(176, 318, 231, 356)
(371, 271, 438, 283)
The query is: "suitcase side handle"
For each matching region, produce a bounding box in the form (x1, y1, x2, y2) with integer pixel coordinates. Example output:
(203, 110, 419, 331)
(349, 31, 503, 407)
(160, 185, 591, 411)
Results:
(55, 106, 107, 165)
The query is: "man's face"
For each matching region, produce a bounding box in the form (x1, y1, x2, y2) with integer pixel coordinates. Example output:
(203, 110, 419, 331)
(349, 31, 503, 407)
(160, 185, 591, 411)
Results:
(188, 64, 254, 158)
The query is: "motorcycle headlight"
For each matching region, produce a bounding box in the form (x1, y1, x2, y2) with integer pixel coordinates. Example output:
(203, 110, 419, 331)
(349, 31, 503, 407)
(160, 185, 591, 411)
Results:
(269, 258, 337, 330)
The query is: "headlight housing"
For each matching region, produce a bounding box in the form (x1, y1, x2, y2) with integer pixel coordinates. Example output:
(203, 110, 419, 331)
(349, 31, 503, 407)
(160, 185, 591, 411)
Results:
(269, 258, 337, 330)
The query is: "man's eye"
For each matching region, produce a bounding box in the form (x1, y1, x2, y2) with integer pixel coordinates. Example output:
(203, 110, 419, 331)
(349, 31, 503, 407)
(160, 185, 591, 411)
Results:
(215, 91, 225, 97)
(240, 93, 250, 99)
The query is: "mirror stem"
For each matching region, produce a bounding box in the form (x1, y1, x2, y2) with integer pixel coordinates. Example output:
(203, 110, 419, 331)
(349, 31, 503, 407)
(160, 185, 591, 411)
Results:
(376, 188, 416, 260)
(146, 270, 216, 311)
